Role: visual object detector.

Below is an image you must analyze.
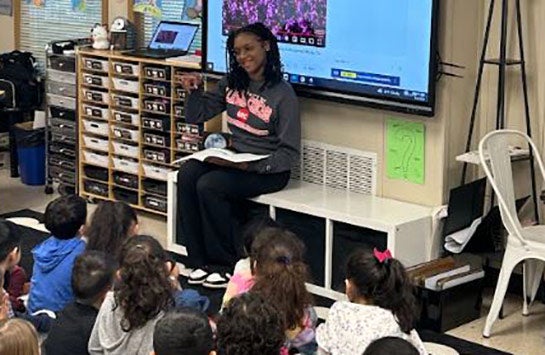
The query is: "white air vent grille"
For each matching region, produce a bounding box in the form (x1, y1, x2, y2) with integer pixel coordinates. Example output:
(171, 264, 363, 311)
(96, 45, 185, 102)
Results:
(302, 145, 325, 185)
(293, 140, 377, 195)
(326, 150, 348, 190)
(349, 154, 376, 194)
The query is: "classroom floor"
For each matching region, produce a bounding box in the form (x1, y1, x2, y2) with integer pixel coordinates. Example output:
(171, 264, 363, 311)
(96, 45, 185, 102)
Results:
(2, 168, 544, 355)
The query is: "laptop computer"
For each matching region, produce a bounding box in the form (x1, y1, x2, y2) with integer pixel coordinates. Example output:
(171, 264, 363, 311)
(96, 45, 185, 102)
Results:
(124, 21, 199, 59)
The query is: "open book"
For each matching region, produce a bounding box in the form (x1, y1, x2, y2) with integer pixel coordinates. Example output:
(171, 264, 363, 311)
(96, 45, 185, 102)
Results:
(172, 148, 269, 165)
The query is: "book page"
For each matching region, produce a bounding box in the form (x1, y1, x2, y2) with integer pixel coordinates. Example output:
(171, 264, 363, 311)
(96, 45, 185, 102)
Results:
(172, 148, 268, 165)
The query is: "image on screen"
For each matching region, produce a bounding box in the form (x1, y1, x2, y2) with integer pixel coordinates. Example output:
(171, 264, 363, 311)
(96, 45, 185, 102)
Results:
(155, 30, 179, 44)
(205, 0, 439, 116)
(222, 0, 327, 47)
(150, 22, 199, 50)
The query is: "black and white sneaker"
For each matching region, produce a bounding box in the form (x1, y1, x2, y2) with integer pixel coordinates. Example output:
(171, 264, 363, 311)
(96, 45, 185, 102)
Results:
(202, 272, 232, 289)
(187, 268, 209, 285)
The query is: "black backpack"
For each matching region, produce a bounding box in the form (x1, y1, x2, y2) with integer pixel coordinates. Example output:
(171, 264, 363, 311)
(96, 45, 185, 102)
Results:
(0, 50, 41, 110)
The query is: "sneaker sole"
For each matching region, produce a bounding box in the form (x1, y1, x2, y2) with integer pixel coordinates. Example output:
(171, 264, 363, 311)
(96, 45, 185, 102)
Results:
(202, 281, 229, 289)
(187, 278, 207, 285)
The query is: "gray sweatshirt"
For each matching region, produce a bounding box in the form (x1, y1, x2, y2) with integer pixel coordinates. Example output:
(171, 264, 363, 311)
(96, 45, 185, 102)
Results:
(185, 77, 301, 174)
(88, 292, 164, 355)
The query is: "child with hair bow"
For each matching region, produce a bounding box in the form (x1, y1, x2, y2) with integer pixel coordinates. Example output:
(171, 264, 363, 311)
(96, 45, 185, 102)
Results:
(316, 248, 427, 355)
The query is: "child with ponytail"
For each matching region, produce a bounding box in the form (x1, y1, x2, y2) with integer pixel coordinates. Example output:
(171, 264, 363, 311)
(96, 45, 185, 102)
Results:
(316, 248, 427, 355)
(239, 227, 317, 353)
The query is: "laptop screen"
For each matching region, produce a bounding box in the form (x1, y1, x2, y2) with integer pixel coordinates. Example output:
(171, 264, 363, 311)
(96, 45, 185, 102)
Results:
(149, 22, 199, 51)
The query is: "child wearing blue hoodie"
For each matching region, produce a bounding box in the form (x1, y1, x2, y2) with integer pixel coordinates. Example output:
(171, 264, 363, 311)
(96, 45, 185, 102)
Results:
(27, 195, 87, 314)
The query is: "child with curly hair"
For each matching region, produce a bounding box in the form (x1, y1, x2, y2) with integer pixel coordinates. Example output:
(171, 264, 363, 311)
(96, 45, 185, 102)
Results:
(217, 292, 284, 355)
(316, 249, 427, 355)
(88, 235, 174, 355)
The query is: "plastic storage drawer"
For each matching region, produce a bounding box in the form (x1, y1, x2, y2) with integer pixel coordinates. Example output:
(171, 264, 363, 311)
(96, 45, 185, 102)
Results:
(143, 178, 167, 196)
(83, 57, 109, 72)
(112, 77, 139, 93)
(144, 82, 170, 97)
(49, 106, 76, 121)
(83, 104, 109, 120)
(50, 166, 76, 184)
(113, 171, 139, 189)
(83, 165, 108, 182)
(175, 87, 187, 100)
(112, 110, 139, 125)
(142, 163, 171, 181)
(84, 180, 109, 197)
(48, 55, 76, 72)
(51, 132, 76, 145)
(144, 66, 170, 79)
(143, 132, 170, 147)
(143, 147, 170, 164)
(143, 99, 170, 114)
(173, 104, 184, 117)
(176, 122, 203, 136)
(83, 135, 109, 152)
(83, 88, 109, 105)
(113, 187, 138, 205)
(112, 94, 139, 109)
(142, 116, 169, 131)
(48, 69, 76, 85)
(112, 156, 139, 175)
(112, 62, 139, 76)
(49, 155, 75, 170)
(82, 73, 109, 88)
(47, 81, 76, 97)
(83, 150, 109, 167)
(143, 194, 167, 213)
(112, 126, 139, 142)
(47, 94, 76, 110)
(83, 119, 109, 136)
(112, 141, 139, 158)
(50, 118, 76, 133)
(50, 143, 75, 158)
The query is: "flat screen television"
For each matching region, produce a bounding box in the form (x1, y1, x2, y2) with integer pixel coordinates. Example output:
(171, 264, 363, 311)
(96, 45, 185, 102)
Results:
(203, 0, 440, 117)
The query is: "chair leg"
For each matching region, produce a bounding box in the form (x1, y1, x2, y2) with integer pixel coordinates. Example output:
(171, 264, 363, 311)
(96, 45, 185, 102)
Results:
(524, 259, 545, 314)
(523, 261, 529, 316)
(483, 253, 518, 338)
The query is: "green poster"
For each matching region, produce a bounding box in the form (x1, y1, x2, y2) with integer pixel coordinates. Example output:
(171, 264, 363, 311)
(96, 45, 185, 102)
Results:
(386, 118, 425, 184)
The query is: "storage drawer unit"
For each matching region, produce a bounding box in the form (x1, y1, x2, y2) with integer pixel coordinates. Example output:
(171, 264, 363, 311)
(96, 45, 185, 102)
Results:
(46, 44, 81, 195)
(77, 48, 219, 215)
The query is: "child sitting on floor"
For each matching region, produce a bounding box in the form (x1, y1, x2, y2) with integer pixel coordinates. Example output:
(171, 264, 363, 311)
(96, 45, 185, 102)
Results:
(223, 226, 317, 353)
(88, 235, 177, 354)
(217, 293, 284, 355)
(85, 201, 139, 262)
(316, 248, 427, 355)
(44, 251, 116, 355)
(153, 307, 215, 355)
(0, 318, 40, 355)
(0, 219, 20, 320)
(28, 195, 87, 314)
(221, 217, 279, 309)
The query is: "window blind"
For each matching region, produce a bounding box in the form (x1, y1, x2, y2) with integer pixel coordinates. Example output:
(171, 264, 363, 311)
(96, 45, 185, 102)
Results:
(19, 1, 104, 69)
(140, 1, 202, 54)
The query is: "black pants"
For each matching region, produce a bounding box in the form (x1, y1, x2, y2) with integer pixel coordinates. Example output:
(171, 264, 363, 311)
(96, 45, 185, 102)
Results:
(176, 160, 290, 270)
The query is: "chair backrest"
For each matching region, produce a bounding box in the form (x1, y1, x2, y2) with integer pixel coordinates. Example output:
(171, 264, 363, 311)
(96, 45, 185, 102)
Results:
(478, 130, 545, 246)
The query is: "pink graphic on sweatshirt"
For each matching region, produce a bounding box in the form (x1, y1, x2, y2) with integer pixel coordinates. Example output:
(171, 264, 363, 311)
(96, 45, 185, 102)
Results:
(247, 95, 272, 123)
(226, 90, 273, 123)
(227, 116, 269, 136)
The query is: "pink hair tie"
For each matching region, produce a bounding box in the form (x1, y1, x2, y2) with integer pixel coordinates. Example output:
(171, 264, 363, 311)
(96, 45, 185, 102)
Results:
(373, 248, 392, 263)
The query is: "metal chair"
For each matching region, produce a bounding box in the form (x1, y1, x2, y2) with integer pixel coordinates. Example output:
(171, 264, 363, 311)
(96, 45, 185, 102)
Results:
(478, 129, 545, 337)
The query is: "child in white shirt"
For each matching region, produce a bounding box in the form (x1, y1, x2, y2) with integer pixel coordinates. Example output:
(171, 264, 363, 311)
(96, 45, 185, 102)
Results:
(316, 248, 427, 355)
